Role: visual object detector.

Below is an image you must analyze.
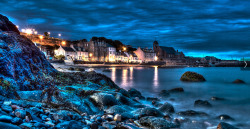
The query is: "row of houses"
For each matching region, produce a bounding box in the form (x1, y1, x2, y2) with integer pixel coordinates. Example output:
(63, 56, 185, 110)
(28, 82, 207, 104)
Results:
(53, 39, 186, 63)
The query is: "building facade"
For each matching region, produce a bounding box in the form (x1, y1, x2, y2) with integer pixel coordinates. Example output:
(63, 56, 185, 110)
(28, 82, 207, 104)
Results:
(134, 47, 156, 62)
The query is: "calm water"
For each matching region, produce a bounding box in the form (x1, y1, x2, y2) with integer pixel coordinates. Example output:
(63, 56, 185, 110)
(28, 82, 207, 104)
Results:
(94, 67, 250, 128)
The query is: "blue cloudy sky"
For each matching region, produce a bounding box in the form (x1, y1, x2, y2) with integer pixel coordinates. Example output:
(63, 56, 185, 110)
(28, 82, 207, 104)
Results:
(1, 0, 250, 59)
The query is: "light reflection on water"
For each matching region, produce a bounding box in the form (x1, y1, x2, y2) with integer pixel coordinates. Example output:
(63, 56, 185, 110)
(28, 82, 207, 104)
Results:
(100, 67, 250, 128)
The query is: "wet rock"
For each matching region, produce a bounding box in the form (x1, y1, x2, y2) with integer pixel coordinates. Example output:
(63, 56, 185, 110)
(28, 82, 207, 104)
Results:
(158, 90, 170, 97)
(217, 122, 238, 129)
(180, 71, 206, 82)
(128, 88, 143, 99)
(146, 97, 159, 101)
(11, 117, 23, 125)
(177, 110, 208, 117)
(139, 116, 178, 129)
(168, 87, 184, 93)
(135, 107, 164, 117)
(152, 101, 163, 107)
(75, 67, 85, 71)
(15, 109, 26, 119)
(3, 101, 12, 106)
(55, 121, 70, 128)
(211, 96, 225, 101)
(114, 114, 122, 121)
(45, 121, 55, 127)
(119, 88, 130, 97)
(91, 122, 99, 129)
(216, 114, 235, 121)
(0, 115, 13, 123)
(68, 67, 75, 70)
(194, 100, 212, 108)
(16, 91, 42, 101)
(121, 112, 134, 120)
(69, 120, 87, 129)
(102, 122, 116, 129)
(0, 122, 21, 129)
(117, 123, 141, 129)
(158, 102, 175, 113)
(90, 93, 118, 109)
(1, 105, 13, 113)
(233, 79, 245, 84)
(106, 105, 127, 114)
(34, 122, 50, 128)
(19, 122, 33, 129)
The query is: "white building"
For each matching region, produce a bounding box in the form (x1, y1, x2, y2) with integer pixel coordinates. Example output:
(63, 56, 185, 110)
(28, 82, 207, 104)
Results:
(106, 44, 116, 62)
(134, 47, 156, 62)
(54, 45, 88, 61)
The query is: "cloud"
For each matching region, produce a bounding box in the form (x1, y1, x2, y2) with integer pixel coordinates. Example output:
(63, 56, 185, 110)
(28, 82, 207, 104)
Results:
(1, 0, 250, 58)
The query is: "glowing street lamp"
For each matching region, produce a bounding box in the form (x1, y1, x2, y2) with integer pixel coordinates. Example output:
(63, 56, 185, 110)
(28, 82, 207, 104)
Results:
(39, 35, 44, 40)
(154, 56, 158, 61)
(16, 25, 19, 29)
(123, 47, 126, 51)
(89, 53, 93, 57)
(61, 41, 66, 45)
(58, 34, 61, 37)
(34, 31, 38, 35)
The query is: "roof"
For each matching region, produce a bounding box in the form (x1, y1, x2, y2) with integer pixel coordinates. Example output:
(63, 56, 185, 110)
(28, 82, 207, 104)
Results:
(106, 43, 115, 48)
(74, 46, 86, 52)
(62, 46, 75, 52)
(160, 46, 176, 54)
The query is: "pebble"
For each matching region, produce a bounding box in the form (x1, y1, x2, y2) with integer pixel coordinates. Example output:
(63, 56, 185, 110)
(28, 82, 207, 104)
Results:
(114, 114, 122, 121)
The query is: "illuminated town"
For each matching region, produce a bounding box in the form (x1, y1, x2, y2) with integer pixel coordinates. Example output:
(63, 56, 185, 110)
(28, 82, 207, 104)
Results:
(19, 28, 243, 67)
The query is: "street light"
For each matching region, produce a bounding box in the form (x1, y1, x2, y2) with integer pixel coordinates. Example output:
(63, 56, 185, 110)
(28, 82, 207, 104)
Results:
(155, 56, 158, 61)
(123, 47, 126, 51)
(62, 41, 66, 45)
(58, 34, 61, 37)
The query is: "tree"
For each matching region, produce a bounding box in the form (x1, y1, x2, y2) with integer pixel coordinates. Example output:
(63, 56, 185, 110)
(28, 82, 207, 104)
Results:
(44, 32, 50, 37)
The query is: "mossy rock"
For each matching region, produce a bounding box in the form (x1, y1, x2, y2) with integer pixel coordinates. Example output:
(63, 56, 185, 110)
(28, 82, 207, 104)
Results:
(180, 71, 205, 82)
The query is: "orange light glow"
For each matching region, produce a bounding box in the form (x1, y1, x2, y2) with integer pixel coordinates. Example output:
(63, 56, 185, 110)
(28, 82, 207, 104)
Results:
(123, 47, 126, 51)
(62, 41, 66, 45)
(89, 53, 93, 57)
(39, 35, 43, 39)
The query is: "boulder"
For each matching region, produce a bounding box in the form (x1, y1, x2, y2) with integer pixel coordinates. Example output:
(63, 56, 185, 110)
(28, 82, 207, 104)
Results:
(216, 114, 235, 121)
(128, 88, 143, 99)
(180, 71, 206, 82)
(194, 100, 212, 108)
(217, 122, 238, 129)
(105, 105, 127, 114)
(139, 116, 178, 129)
(177, 110, 208, 117)
(168, 87, 184, 93)
(119, 88, 130, 97)
(158, 102, 175, 113)
(211, 96, 225, 101)
(158, 90, 170, 97)
(0, 122, 21, 129)
(11, 117, 23, 125)
(90, 93, 118, 109)
(1, 105, 13, 113)
(146, 97, 159, 101)
(0, 115, 13, 123)
(135, 107, 164, 117)
(233, 79, 245, 84)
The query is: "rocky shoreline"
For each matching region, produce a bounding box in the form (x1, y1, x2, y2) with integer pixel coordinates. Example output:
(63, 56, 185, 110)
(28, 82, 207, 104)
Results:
(0, 71, 240, 129)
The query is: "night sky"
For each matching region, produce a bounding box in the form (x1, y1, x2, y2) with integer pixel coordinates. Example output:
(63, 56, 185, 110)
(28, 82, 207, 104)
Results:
(1, 0, 250, 59)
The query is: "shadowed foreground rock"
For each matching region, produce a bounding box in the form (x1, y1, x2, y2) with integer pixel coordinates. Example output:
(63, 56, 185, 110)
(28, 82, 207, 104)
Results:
(0, 14, 56, 97)
(217, 122, 238, 129)
(180, 71, 206, 82)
